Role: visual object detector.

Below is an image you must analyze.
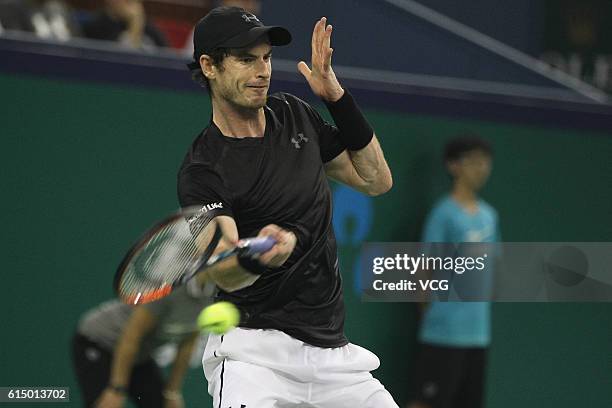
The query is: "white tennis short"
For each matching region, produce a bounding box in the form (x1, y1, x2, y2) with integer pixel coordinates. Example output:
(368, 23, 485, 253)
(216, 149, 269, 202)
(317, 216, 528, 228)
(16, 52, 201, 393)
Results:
(203, 327, 399, 408)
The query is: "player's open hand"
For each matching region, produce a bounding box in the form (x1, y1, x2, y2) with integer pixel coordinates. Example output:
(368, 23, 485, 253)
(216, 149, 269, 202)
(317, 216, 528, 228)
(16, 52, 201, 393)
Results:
(257, 224, 297, 268)
(298, 17, 344, 102)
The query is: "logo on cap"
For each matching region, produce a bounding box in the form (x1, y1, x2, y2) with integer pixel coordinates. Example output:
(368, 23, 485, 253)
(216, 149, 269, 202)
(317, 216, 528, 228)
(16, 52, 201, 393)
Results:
(241, 13, 259, 23)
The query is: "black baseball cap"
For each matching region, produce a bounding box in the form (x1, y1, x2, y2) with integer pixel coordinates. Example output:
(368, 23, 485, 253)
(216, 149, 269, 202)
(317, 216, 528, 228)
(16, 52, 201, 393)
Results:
(187, 6, 292, 70)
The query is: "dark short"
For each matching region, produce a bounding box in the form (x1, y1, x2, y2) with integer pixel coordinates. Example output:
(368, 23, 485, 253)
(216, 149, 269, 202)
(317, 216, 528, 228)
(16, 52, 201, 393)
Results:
(71, 333, 165, 408)
(409, 342, 487, 408)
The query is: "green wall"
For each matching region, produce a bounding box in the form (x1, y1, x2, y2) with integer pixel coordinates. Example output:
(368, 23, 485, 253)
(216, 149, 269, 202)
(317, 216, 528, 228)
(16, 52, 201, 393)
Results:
(1, 73, 611, 407)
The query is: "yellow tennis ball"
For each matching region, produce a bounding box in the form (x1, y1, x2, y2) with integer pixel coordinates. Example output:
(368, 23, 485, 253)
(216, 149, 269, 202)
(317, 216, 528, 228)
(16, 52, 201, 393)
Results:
(197, 301, 240, 334)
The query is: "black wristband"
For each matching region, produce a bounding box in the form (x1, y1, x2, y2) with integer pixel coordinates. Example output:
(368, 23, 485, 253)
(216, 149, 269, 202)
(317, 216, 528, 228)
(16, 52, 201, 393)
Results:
(324, 90, 374, 151)
(237, 254, 268, 275)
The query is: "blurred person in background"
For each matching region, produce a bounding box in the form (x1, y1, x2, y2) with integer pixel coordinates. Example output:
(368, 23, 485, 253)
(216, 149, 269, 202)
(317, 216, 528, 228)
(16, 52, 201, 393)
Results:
(71, 281, 213, 408)
(0, 0, 79, 40)
(82, 0, 167, 51)
(407, 135, 499, 408)
(0, 0, 31, 33)
(219, 0, 260, 14)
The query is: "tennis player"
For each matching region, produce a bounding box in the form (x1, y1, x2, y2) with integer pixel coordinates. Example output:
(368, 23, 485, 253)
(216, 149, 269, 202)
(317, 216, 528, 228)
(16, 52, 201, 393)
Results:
(180, 6, 397, 408)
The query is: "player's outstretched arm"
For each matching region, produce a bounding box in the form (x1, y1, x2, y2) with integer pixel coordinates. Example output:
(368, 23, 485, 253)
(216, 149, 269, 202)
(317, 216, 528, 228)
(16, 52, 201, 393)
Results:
(298, 17, 392, 196)
(195, 216, 296, 292)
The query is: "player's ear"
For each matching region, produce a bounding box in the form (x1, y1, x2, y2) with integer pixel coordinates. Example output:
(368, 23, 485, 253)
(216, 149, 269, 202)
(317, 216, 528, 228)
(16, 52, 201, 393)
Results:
(200, 54, 216, 79)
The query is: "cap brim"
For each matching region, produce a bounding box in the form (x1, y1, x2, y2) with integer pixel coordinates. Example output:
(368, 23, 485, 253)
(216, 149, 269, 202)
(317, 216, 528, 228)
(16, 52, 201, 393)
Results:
(221, 25, 292, 49)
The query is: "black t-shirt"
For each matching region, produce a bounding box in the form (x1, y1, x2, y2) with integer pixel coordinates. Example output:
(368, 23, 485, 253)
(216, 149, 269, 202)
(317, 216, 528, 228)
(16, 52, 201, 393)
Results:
(177, 92, 348, 347)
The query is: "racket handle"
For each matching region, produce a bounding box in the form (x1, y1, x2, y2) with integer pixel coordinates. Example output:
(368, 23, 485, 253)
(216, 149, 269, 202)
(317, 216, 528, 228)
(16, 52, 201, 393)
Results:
(238, 236, 277, 257)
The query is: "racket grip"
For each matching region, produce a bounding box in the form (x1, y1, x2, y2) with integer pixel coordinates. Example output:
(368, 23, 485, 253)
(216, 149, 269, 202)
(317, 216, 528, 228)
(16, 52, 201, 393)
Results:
(239, 236, 277, 257)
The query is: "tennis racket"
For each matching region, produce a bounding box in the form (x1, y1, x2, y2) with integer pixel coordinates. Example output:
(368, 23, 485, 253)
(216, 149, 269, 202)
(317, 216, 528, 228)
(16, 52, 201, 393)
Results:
(114, 206, 276, 305)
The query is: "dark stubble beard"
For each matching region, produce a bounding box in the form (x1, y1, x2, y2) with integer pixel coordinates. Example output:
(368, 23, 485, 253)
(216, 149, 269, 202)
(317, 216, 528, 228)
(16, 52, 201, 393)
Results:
(229, 94, 267, 117)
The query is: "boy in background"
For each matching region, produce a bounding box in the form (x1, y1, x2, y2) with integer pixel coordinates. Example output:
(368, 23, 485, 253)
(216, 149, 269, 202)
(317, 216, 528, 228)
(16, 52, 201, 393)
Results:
(408, 135, 499, 408)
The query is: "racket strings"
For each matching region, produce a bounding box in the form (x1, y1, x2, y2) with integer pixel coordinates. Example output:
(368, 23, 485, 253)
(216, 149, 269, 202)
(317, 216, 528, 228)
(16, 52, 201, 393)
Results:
(129, 224, 197, 288)
(117, 213, 219, 303)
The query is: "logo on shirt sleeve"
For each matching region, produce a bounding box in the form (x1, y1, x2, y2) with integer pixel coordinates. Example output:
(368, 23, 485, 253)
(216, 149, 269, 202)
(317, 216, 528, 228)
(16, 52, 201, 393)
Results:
(186, 203, 224, 225)
(201, 202, 224, 212)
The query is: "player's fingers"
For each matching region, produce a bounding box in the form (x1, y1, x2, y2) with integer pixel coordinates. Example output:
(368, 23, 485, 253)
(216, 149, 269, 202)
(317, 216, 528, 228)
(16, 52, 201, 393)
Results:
(315, 18, 325, 46)
(325, 29, 334, 68)
(275, 234, 293, 259)
(316, 18, 328, 63)
(260, 228, 288, 253)
(271, 231, 290, 251)
(311, 18, 322, 60)
(324, 48, 333, 73)
(258, 224, 281, 237)
(262, 250, 288, 267)
(258, 246, 280, 264)
(319, 17, 327, 42)
(311, 18, 320, 49)
(317, 19, 329, 68)
(259, 235, 293, 267)
(324, 24, 333, 69)
(278, 230, 294, 246)
(324, 24, 332, 50)
(297, 61, 312, 79)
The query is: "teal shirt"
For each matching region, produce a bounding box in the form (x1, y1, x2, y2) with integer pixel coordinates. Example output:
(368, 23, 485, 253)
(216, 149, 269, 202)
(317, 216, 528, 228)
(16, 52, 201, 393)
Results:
(419, 195, 499, 347)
